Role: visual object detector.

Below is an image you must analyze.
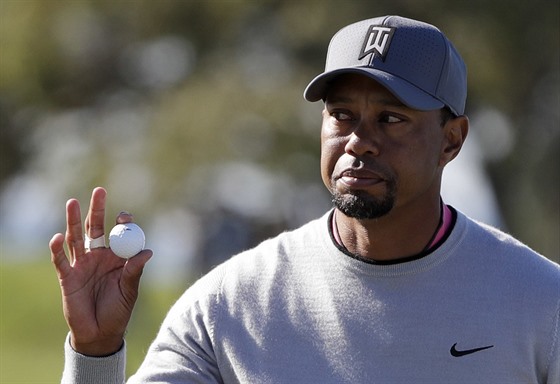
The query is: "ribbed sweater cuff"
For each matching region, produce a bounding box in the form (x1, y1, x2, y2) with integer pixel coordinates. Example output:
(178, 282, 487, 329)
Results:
(62, 333, 126, 384)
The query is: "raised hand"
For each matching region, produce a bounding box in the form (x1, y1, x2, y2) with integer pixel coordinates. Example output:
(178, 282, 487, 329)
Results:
(50, 187, 152, 356)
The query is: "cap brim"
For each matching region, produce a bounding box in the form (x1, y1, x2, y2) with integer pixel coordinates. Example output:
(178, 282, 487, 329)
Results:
(303, 67, 444, 111)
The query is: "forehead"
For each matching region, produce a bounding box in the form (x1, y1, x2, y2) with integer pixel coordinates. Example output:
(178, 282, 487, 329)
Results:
(324, 74, 403, 106)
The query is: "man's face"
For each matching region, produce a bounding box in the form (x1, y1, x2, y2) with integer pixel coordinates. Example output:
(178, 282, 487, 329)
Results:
(320, 74, 449, 220)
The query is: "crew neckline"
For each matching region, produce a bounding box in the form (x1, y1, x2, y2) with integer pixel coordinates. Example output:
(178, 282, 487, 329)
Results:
(330, 204, 456, 265)
(322, 207, 462, 277)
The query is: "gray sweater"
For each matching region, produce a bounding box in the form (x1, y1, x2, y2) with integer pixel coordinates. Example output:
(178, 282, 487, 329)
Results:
(63, 209, 560, 383)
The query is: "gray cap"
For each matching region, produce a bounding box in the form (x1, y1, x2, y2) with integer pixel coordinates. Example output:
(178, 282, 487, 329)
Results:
(304, 16, 467, 116)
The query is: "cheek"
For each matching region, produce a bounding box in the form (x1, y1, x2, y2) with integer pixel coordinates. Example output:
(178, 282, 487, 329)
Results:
(397, 132, 442, 168)
(391, 142, 443, 193)
(320, 143, 335, 189)
(320, 134, 342, 190)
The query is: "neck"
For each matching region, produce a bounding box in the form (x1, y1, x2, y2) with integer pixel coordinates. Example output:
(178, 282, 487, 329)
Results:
(334, 198, 443, 262)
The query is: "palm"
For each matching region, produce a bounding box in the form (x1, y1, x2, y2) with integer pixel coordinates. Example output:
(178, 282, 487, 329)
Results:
(61, 249, 130, 343)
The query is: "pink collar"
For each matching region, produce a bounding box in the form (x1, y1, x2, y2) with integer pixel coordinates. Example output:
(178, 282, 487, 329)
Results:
(427, 203, 452, 249)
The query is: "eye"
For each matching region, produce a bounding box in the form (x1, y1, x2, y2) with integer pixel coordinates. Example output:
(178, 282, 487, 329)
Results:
(379, 113, 404, 124)
(331, 111, 354, 121)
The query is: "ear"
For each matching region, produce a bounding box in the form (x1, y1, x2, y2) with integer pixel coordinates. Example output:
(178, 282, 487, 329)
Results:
(439, 115, 469, 167)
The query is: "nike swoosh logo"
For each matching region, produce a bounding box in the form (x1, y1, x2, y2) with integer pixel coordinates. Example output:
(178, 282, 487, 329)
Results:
(450, 343, 494, 357)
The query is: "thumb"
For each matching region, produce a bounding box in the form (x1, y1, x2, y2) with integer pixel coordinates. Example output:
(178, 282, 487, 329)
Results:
(120, 249, 153, 299)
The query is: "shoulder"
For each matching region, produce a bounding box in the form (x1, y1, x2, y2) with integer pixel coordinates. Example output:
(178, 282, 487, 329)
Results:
(456, 209, 560, 284)
(177, 211, 331, 302)
(218, 211, 331, 285)
(161, 212, 331, 334)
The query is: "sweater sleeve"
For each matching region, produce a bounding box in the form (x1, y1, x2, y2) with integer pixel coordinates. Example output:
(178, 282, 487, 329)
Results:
(62, 333, 126, 384)
(126, 263, 227, 383)
(546, 300, 560, 384)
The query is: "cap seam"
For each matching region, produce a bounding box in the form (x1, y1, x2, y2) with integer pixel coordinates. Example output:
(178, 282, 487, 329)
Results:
(434, 30, 452, 114)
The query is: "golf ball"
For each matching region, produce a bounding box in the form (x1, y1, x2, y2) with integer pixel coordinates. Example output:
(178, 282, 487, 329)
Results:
(109, 223, 145, 259)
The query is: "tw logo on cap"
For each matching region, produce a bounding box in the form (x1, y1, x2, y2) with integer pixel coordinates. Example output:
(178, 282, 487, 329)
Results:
(359, 25, 395, 61)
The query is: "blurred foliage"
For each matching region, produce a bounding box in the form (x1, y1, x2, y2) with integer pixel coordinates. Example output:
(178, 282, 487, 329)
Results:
(0, 4, 559, 239)
(1, 1, 559, 258)
(2, 0, 558, 260)
(0, 1, 558, 241)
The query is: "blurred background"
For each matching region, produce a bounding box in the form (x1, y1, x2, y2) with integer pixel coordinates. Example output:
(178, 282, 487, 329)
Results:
(0, 0, 558, 382)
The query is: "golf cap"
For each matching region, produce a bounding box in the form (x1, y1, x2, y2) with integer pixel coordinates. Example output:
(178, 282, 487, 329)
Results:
(304, 16, 467, 116)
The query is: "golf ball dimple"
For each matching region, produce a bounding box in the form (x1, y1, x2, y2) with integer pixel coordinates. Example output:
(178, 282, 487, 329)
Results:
(109, 223, 145, 259)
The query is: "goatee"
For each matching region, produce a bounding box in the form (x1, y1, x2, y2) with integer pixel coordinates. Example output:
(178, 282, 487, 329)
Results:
(332, 189, 395, 220)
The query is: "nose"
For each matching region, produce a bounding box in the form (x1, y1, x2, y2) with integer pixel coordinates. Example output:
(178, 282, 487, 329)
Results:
(344, 122, 380, 157)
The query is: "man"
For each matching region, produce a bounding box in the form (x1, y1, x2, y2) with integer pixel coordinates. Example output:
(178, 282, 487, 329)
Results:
(50, 15, 559, 383)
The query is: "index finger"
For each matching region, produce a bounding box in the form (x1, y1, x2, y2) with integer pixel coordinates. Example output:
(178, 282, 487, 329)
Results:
(65, 198, 84, 263)
(84, 187, 107, 239)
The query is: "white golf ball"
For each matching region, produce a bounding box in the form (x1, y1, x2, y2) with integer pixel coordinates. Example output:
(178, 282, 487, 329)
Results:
(109, 223, 145, 259)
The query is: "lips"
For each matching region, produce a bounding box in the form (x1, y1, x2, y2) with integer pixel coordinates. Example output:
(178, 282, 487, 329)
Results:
(337, 168, 386, 188)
